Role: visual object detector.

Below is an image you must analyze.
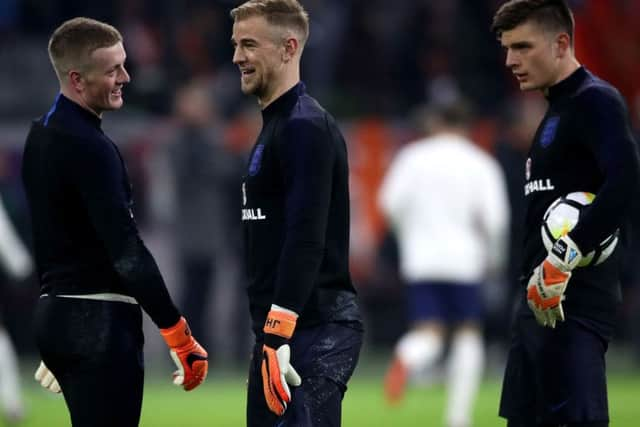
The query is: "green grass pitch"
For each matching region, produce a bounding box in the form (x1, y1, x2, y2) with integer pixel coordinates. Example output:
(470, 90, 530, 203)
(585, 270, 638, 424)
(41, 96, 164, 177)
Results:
(13, 370, 640, 426)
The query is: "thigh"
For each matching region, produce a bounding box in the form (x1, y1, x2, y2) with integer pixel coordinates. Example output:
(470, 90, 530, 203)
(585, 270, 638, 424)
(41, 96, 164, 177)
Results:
(35, 296, 145, 427)
(500, 313, 609, 425)
(407, 282, 482, 324)
(282, 376, 343, 427)
(246, 323, 363, 427)
(533, 317, 609, 424)
(499, 314, 537, 424)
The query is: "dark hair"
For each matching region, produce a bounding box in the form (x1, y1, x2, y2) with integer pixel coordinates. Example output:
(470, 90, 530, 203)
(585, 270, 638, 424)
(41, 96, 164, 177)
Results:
(491, 0, 574, 43)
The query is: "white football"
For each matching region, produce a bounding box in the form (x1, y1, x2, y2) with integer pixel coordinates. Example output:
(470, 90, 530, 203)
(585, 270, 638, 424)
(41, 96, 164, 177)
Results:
(541, 192, 619, 267)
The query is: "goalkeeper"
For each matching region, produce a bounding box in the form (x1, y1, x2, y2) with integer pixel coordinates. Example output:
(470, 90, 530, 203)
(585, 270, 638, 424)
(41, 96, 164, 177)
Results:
(23, 18, 207, 427)
(492, 1, 640, 426)
(230, 1, 363, 426)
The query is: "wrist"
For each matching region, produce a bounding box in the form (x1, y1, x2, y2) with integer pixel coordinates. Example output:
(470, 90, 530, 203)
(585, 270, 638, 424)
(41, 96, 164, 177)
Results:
(263, 306, 298, 343)
(160, 316, 191, 348)
(548, 234, 582, 271)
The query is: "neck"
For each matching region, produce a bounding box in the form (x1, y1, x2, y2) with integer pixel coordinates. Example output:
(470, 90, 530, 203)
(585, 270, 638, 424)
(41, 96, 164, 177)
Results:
(60, 85, 102, 118)
(543, 56, 581, 96)
(258, 64, 300, 109)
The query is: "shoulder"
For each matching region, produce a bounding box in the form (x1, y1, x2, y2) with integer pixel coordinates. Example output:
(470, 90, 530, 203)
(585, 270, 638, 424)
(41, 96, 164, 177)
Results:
(287, 95, 330, 129)
(574, 74, 628, 115)
(280, 95, 336, 146)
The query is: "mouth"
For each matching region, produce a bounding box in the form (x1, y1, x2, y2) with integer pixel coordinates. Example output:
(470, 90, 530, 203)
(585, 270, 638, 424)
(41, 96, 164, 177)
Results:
(514, 73, 528, 82)
(111, 88, 123, 97)
(240, 68, 255, 77)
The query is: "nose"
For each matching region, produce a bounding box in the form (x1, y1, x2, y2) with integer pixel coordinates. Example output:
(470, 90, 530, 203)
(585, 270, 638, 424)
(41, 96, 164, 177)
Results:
(505, 49, 518, 69)
(119, 66, 131, 84)
(232, 46, 245, 65)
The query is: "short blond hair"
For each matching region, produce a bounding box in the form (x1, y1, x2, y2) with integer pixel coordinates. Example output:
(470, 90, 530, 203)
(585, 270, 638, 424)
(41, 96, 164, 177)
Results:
(230, 0, 309, 46)
(48, 17, 123, 81)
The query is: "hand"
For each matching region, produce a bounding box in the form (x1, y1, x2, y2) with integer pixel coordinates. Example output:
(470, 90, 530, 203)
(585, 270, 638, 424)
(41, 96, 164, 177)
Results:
(34, 361, 61, 393)
(527, 235, 582, 328)
(261, 306, 302, 416)
(160, 317, 208, 391)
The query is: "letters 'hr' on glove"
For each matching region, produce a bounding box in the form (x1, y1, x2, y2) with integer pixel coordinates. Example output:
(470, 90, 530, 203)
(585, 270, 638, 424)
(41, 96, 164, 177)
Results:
(261, 307, 302, 416)
(160, 316, 208, 391)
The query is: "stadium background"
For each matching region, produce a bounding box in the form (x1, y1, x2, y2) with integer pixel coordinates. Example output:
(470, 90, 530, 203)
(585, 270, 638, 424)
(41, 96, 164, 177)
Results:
(0, 1, 639, 425)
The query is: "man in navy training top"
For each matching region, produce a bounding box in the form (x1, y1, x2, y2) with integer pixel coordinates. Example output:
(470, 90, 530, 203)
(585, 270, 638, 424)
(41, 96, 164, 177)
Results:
(492, 1, 640, 426)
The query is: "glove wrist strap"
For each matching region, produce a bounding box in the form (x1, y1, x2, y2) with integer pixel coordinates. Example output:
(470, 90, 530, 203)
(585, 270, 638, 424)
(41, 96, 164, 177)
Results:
(549, 235, 582, 271)
(160, 316, 191, 348)
(263, 309, 297, 339)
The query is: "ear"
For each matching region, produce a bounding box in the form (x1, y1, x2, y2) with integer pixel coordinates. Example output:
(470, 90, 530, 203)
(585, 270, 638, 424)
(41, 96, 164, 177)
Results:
(68, 70, 84, 93)
(554, 33, 571, 58)
(282, 37, 299, 63)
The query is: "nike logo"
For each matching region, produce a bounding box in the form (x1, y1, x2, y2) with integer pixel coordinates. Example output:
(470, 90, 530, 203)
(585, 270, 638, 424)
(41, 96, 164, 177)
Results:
(186, 353, 208, 366)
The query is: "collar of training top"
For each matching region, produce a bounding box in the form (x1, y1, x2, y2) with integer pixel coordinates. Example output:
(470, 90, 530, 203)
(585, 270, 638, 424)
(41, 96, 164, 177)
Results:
(546, 66, 588, 103)
(54, 93, 103, 130)
(261, 81, 306, 122)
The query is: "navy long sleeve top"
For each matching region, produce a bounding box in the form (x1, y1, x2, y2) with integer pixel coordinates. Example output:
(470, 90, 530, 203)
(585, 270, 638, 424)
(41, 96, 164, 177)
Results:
(241, 82, 361, 332)
(522, 67, 640, 328)
(22, 94, 180, 328)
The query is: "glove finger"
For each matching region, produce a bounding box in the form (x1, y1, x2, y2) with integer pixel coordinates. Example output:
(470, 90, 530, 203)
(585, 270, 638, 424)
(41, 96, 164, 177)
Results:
(34, 362, 47, 382)
(47, 376, 61, 394)
(261, 356, 286, 416)
(173, 372, 185, 386)
(284, 364, 302, 387)
(182, 360, 208, 391)
(528, 301, 546, 326)
(35, 362, 62, 393)
(547, 310, 556, 329)
(556, 303, 565, 322)
(280, 372, 292, 400)
(169, 351, 185, 386)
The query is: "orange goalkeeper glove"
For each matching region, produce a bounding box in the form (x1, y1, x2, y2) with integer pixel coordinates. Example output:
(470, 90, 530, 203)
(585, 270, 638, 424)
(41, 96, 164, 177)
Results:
(261, 306, 302, 416)
(160, 316, 208, 391)
(527, 235, 582, 328)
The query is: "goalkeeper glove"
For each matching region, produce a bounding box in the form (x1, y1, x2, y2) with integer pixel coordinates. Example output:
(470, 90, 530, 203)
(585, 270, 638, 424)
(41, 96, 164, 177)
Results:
(527, 235, 582, 328)
(160, 316, 208, 391)
(34, 361, 61, 393)
(261, 305, 302, 416)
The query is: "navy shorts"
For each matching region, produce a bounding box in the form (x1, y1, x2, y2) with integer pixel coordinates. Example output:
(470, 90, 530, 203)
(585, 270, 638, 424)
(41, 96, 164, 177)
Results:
(499, 308, 610, 425)
(247, 322, 363, 427)
(35, 296, 145, 427)
(406, 281, 483, 324)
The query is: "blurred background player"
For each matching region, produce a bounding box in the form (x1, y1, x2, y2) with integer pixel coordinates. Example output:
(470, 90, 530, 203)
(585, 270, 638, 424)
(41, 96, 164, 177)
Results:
(492, 1, 640, 426)
(379, 98, 509, 427)
(230, 1, 364, 425)
(22, 17, 207, 426)
(0, 193, 33, 424)
(168, 80, 248, 358)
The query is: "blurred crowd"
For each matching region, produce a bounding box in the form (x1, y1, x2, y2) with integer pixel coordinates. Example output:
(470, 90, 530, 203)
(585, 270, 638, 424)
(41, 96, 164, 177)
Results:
(1, 0, 640, 367)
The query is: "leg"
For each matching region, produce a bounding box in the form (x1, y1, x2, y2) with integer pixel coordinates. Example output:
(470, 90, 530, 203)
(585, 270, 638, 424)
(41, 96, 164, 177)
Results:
(445, 324, 484, 427)
(444, 284, 485, 427)
(35, 296, 145, 427)
(247, 323, 363, 427)
(499, 311, 537, 424)
(282, 376, 344, 427)
(246, 342, 279, 427)
(534, 318, 609, 425)
(385, 282, 448, 403)
(385, 322, 445, 403)
(0, 327, 23, 422)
